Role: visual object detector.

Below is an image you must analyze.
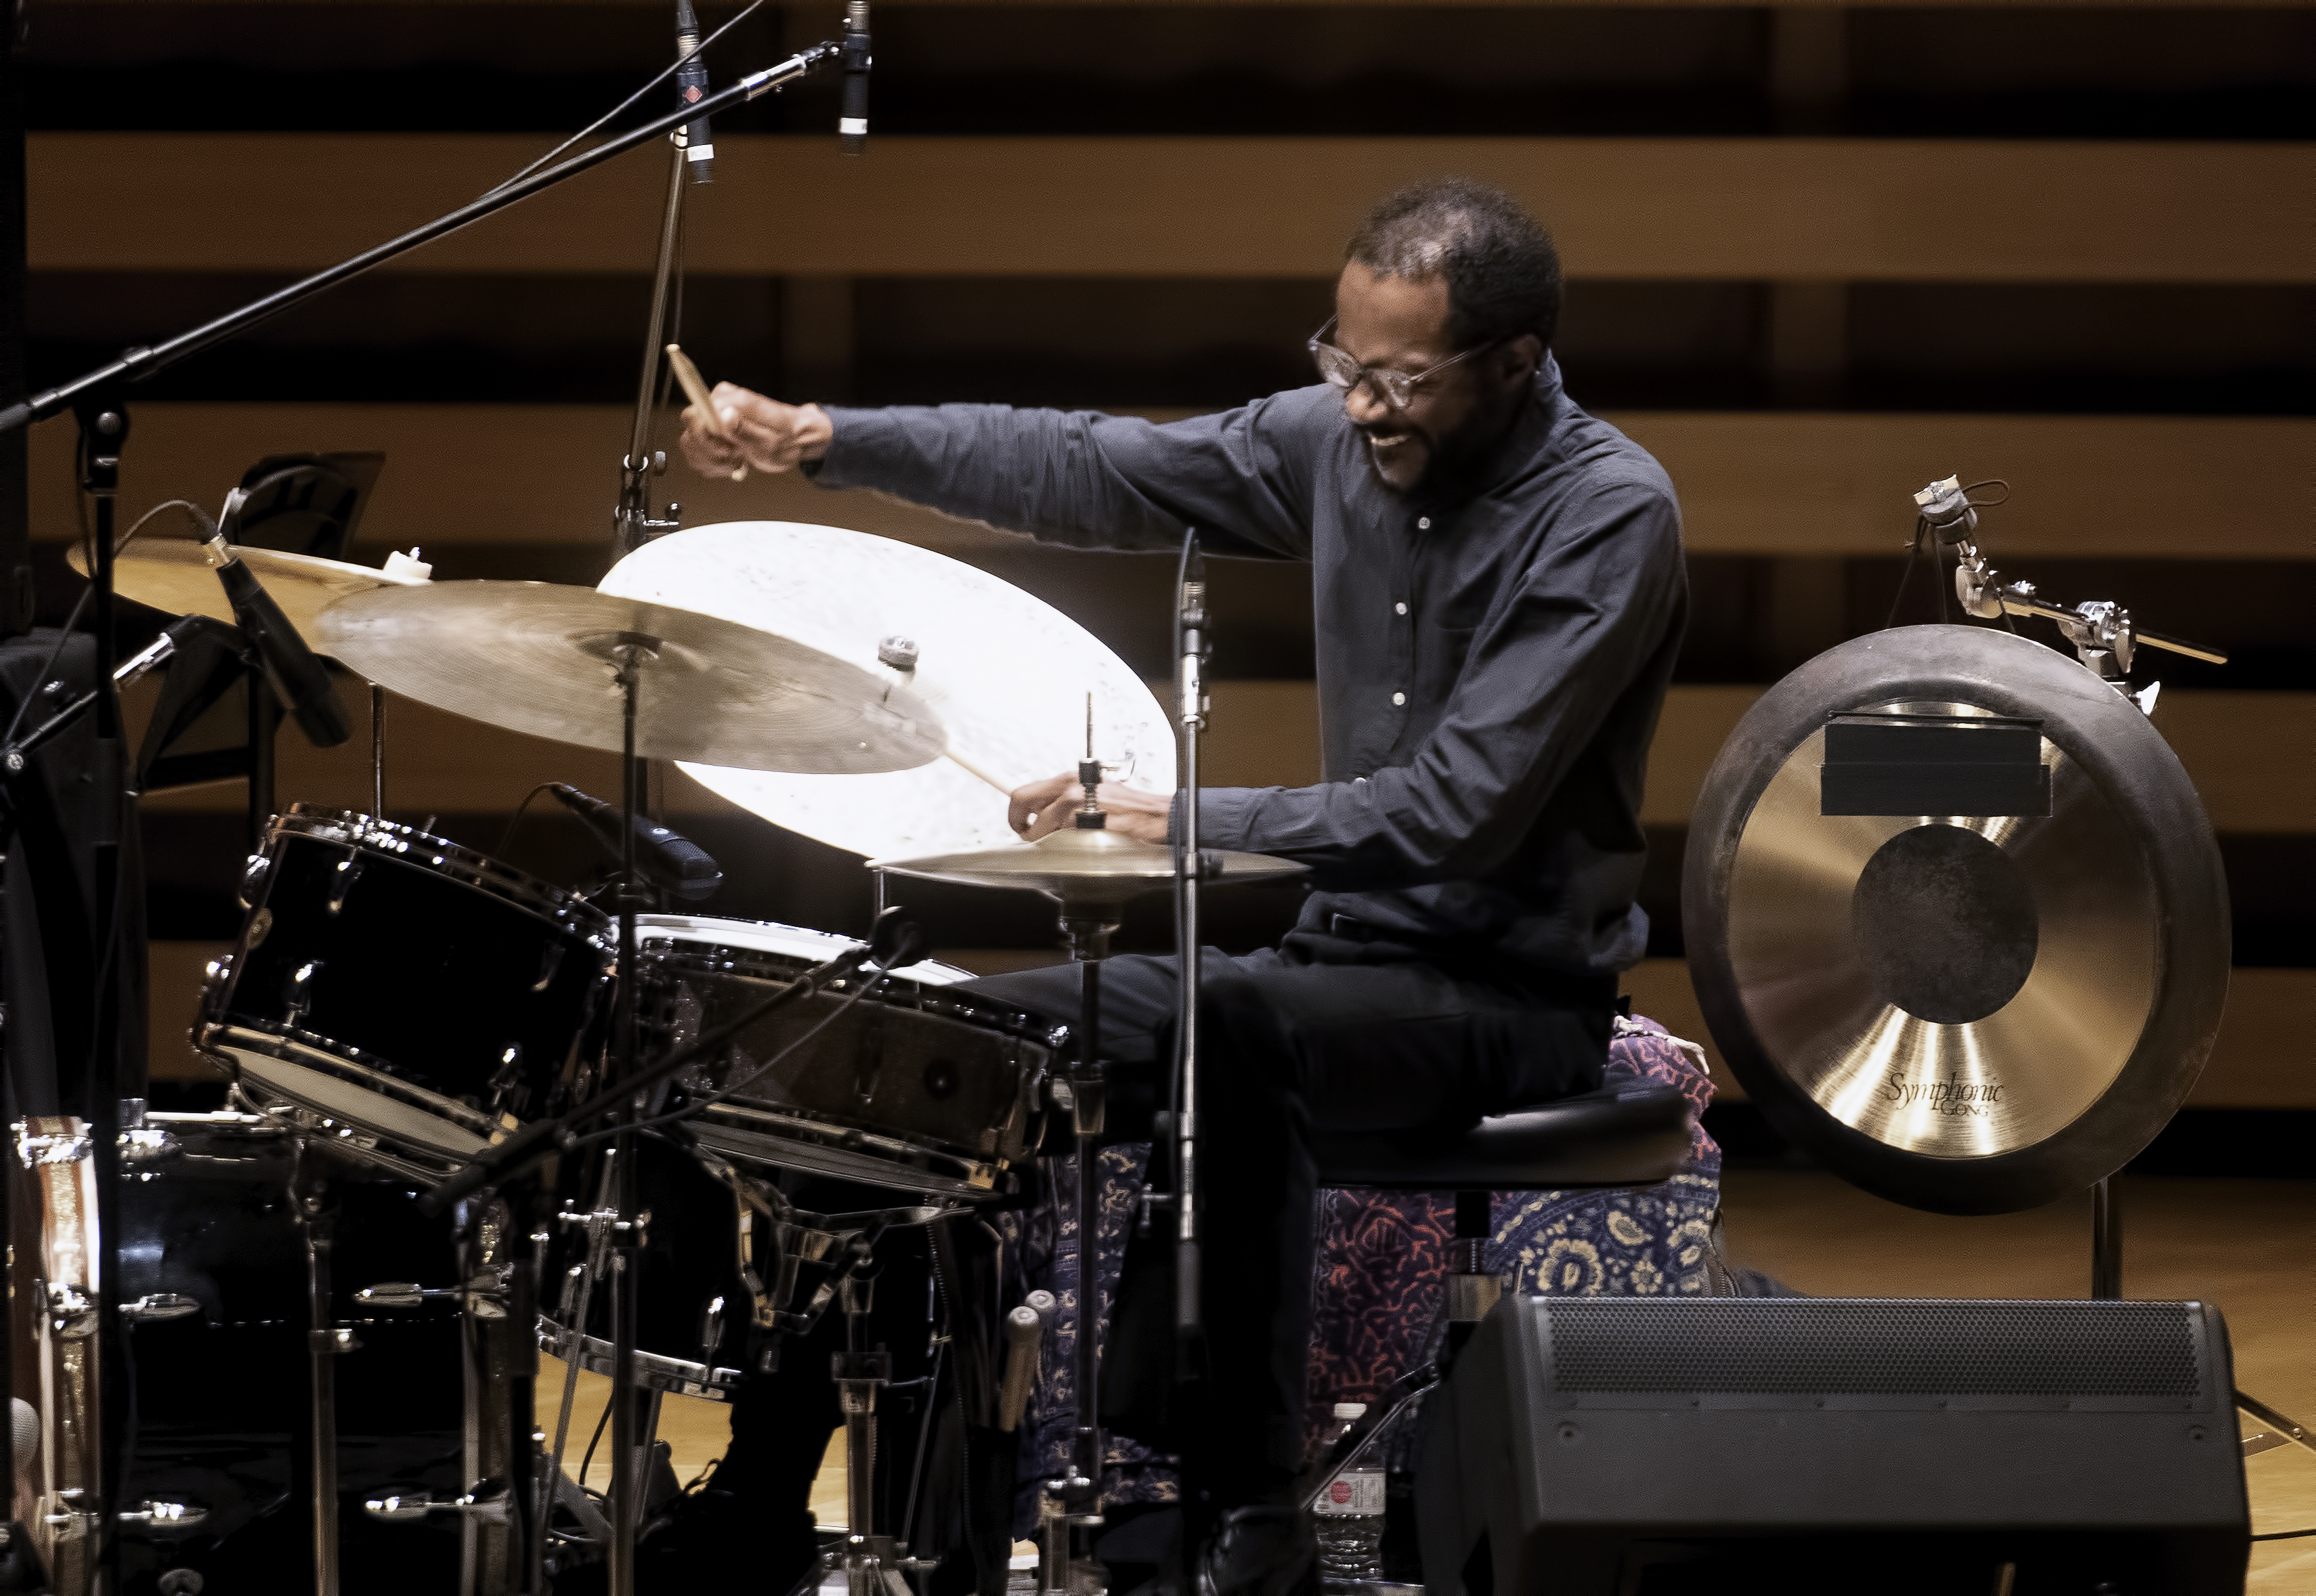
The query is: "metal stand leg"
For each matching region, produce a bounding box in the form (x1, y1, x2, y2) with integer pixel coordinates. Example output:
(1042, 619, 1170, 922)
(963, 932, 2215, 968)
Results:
(2090, 1177, 2123, 1300)
(293, 1146, 353, 1596)
(459, 1198, 523, 1596)
(1042, 923, 1114, 1596)
(369, 683, 386, 818)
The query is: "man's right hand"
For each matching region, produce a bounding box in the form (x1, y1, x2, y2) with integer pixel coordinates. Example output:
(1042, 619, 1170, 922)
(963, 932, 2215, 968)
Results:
(678, 382, 836, 477)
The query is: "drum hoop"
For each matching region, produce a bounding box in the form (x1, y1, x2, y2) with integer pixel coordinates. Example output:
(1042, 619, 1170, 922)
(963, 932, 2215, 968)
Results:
(688, 1104, 1006, 1197)
(639, 937, 1067, 1050)
(274, 804, 615, 950)
(202, 1027, 491, 1182)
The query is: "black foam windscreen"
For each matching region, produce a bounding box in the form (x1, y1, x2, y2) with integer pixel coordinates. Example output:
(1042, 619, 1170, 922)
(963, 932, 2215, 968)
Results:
(1418, 1296, 2248, 1596)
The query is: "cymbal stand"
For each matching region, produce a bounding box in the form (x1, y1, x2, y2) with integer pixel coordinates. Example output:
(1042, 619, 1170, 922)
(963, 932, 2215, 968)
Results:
(605, 641, 651, 1596)
(1170, 535, 1209, 1347)
(1044, 779, 1120, 1596)
(370, 684, 386, 818)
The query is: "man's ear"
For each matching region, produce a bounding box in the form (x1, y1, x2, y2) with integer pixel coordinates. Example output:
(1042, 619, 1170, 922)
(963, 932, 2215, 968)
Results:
(1501, 334, 1544, 389)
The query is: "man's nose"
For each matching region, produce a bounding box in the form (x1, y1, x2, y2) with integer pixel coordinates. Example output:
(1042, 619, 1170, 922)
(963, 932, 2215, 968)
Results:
(1342, 379, 1392, 427)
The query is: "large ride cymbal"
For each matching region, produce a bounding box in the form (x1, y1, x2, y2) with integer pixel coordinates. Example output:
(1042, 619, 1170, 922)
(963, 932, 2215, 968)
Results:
(1681, 624, 2229, 1215)
(597, 521, 1174, 857)
(70, 537, 428, 644)
(316, 581, 945, 774)
(872, 824, 1306, 911)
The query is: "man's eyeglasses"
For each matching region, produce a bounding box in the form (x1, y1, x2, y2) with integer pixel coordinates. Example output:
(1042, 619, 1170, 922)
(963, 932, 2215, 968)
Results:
(1307, 316, 1501, 410)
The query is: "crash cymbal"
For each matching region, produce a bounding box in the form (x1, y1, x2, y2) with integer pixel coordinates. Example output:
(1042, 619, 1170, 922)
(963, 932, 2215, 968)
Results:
(315, 581, 945, 775)
(1681, 624, 2229, 1216)
(597, 521, 1174, 857)
(872, 824, 1306, 910)
(70, 536, 429, 644)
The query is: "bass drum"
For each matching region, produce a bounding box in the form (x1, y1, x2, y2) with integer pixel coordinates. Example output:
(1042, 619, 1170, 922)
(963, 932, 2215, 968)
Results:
(9, 1111, 473, 1594)
(1681, 626, 2231, 1213)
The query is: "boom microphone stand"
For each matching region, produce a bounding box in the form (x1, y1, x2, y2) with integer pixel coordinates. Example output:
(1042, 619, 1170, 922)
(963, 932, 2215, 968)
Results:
(1, 37, 855, 1596)
(1171, 536, 1209, 1350)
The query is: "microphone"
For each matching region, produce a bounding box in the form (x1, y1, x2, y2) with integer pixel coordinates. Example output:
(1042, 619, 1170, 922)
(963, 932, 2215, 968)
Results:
(838, 0, 870, 154)
(674, 0, 714, 184)
(205, 536, 351, 748)
(546, 783, 723, 902)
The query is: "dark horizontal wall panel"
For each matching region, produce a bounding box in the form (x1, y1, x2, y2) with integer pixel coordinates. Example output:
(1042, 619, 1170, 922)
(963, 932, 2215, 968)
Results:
(34, 134, 2306, 282)
(35, 272, 2315, 415)
(1847, 7, 2316, 139)
(25, 7, 2315, 139)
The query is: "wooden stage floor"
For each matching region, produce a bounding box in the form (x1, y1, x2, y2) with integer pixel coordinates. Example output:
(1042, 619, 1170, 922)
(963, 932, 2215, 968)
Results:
(540, 1170, 2315, 1589)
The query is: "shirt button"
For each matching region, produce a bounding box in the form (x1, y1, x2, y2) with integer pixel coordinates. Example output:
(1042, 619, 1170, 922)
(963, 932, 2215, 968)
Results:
(1392, 691, 1406, 706)
(1417, 517, 1431, 530)
(1394, 602, 1408, 616)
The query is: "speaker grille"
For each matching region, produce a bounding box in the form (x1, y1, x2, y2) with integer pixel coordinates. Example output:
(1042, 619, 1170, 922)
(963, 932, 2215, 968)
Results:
(1541, 1299, 2200, 1398)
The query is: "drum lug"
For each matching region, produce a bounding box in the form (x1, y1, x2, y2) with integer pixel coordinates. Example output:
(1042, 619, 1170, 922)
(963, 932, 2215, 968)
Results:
(325, 853, 364, 916)
(116, 1498, 211, 1531)
(238, 850, 271, 909)
(119, 1125, 181, 1163)
(362, 1482, 512, 1526)
(13, 1122, 91, 1165)
(354, 1275, 509, 1318)
(42, 1492, 100, 1543)
(46, 1282, 99, 1340)
(120, 1293, 201, 1324)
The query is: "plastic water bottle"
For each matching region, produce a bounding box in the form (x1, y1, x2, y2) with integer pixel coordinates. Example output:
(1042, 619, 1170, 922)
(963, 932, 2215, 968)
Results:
(1310, 1402, 1386, 1580)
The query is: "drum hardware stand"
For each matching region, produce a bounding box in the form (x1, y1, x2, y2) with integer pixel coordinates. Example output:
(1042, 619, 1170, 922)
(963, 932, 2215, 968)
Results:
(830, 1269, 938, 1596)
(1165, 534, 1208, 1349)
(289, 1139, 356, 1596)
(1039, 767, 1121, 1596)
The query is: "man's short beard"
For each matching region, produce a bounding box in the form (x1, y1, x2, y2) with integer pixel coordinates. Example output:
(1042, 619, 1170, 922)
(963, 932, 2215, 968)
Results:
(1371, 406, 1509, 501)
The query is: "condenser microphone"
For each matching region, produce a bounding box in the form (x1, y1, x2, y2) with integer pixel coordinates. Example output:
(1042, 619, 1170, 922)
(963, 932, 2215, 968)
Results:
(547, 783, 724, 902)
(205, 537, 351, 748)
(674, 0, 715, 184)
(838, 0, 871, 154)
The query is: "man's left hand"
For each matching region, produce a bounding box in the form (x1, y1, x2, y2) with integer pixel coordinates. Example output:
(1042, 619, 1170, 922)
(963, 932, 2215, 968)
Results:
(1009, 773, 1171, 844)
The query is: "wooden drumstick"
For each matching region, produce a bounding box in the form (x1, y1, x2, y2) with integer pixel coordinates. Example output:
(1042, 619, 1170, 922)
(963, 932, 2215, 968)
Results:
(665, 343, 748, 481)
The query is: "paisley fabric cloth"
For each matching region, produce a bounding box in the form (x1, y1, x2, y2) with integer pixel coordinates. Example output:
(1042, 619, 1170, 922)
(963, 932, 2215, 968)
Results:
(994, 1016, 1721, 1527)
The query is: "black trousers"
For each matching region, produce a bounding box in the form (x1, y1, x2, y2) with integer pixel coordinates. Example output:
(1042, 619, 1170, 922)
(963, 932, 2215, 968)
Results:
(963, 923, 1616, 1505)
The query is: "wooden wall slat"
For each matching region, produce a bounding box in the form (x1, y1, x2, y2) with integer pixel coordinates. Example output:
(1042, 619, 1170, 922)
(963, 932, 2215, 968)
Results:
(29, 133, 2312, 282)
(31, 405, 2309, 560)
(136, 677, 2310, 839)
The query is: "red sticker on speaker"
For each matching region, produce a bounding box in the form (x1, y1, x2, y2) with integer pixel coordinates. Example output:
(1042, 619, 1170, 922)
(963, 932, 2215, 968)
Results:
(1329, 1481, 1352, 1504)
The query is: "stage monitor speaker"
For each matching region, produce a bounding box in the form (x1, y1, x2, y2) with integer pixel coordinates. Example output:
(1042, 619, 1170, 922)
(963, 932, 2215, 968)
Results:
(1417, 1296, 2248, 1596)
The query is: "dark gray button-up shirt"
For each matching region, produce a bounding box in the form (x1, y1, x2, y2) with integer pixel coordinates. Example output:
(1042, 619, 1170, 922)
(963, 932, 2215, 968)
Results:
(813, 354, 1687, 976)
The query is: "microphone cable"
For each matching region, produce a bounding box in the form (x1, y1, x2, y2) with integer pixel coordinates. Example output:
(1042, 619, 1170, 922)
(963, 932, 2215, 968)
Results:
(486, 0, 771, 200)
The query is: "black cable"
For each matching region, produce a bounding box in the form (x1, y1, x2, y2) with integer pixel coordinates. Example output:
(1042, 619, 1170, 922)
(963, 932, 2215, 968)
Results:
(494, 781, 562, 858)
(564, 969, 891, 1152)
(488, 0, 771, 198)
(576, 1397, 615, 1491)
(1883, 517, 1928, 631)
(2252, 1528, 2316, 1541)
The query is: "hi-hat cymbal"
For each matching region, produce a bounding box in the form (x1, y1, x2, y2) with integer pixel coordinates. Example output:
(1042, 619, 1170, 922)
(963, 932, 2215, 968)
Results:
(597, 521, 1174, 858)
(70, 537, 429, 643)
(872, 825, 1306, 909)
(316, 581, 945, 775)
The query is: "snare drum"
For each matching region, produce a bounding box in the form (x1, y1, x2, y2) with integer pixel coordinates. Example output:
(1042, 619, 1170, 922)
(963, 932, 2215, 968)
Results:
(201, 806, 615, 1180)
(637, 915, 1059, 1196)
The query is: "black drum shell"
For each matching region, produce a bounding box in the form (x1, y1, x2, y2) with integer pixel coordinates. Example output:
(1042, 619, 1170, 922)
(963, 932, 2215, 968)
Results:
(645, 936, 1055, 1171)
(207, 808, 612, 1126)
(116, 1117, 466, 1591)
(1681, 626, 2231, 1215)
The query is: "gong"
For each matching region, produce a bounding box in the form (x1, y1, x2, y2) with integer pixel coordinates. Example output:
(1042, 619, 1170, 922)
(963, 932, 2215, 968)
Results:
(1681, 625, 2230, 1214)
